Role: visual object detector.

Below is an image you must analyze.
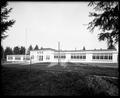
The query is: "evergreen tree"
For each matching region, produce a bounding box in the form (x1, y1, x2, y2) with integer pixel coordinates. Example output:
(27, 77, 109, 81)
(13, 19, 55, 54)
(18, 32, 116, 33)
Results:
(20, 46, 26, 54)
(1, 46, 5, 62)
(34, 45, 39, 50)
(13, 46, 20, 54)
(88, 1, 119, 49)
(4, 47, 13, 59)
(27, 45, 33, 55)
(83, 46, 86, 50)
(1, 1, 15, 40)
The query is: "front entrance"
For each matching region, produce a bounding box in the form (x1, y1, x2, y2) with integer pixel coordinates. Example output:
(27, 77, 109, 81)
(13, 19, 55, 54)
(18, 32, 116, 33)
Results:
(39, 56, 43, 61)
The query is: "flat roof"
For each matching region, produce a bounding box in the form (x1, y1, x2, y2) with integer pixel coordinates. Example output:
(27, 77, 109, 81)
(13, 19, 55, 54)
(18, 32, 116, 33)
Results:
(30, 48, 56, 51)
(30, 48, 117, 52)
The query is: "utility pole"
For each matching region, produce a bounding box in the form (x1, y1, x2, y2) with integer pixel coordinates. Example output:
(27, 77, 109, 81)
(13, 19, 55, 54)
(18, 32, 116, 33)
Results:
(25, 28, 27, 63)
(58, 41, 60, 65)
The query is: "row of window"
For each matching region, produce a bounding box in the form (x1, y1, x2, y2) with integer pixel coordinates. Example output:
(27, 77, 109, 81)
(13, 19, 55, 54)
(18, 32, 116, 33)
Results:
(71, 56, 86, 59)
(54, 56, 66, 59)
(71, 53, 86, 59)
(31, 55, 50, 61)
(54, 53, 66, 59)
(92, 56, 112, 60)
(38, 56, 43, 61)
(8, 57, 30, 60)
(8, 57, 13, 60)
(7, 53, 113, 61)
(92, 53, 113, 60)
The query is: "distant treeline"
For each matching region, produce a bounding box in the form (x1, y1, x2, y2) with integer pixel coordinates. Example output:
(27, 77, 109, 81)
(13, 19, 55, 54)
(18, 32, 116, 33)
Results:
(1, 45, 39, 60)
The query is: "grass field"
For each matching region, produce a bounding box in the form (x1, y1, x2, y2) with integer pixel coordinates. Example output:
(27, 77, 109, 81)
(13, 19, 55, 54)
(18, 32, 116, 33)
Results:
(1, 62, 119, 96)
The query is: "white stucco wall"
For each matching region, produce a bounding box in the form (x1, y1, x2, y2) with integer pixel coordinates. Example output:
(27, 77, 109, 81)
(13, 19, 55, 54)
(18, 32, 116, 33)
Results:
(30, 49, 118, 64)
(7, 55, 30, 63)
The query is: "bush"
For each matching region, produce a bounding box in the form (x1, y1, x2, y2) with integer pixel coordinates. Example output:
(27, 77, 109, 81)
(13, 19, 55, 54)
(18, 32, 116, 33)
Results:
(85, 75, 118, 96)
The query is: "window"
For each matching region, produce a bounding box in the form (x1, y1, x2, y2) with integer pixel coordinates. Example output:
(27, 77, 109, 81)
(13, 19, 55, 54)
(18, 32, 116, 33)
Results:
(83, 56, 86, 59)
(54, 53, 59, 59)
(71, 53, 86, 59)
(80, 56, 82, 59)
(23, 56, 30, 60)
(108, 53, 112, 60)
(31, 55, 34, 59)
(62, 56, 66, 58)
(54, 53, 66, 59)
(92, 53, 112, 60)
(96, 56, 99, 59)
(109, 56, 112, 60)
(71, 56, 73, 59)
(54, 56, 58, 59)
(104, 56, 108, 59)
(39, 56, 43, 61)
(26, 57, 30, 60)
(15, 57, 21, 60)
(77, 56, 79, 59)
(92, 56, 95, 59)
(74, 56, 76, 59)
(100, 56, 103, 59)
(46, 55, 50, 60)
(8, 57, 13, 60)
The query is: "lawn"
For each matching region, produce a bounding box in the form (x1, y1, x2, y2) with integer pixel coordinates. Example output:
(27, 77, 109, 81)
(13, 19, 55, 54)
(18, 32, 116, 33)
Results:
(1, 63, 119, 96)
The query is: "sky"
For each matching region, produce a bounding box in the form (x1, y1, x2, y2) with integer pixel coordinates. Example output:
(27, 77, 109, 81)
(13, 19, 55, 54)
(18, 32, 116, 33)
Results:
(2, 2, 117, 50)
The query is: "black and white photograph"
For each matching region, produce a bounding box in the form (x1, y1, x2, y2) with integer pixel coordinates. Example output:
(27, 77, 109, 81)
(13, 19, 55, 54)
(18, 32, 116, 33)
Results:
(1, 1, 119, 96)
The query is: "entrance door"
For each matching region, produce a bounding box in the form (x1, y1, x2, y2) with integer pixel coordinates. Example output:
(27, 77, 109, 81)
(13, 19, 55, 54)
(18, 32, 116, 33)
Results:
(39, 56, 43, 61)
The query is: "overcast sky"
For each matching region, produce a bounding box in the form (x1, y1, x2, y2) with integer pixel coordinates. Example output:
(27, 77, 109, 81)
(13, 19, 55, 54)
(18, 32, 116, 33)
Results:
(2, 2, 117, 50)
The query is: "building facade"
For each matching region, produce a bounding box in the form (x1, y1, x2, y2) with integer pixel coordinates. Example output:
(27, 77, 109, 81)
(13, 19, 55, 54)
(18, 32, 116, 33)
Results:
(7, 55, 30, 63)
(6, 48, 118, 64)
(30, 48, 118, 64)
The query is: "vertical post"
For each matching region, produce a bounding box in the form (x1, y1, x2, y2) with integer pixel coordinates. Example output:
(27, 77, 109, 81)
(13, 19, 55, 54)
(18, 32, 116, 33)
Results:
(25, 28, 27, 63)
(58, 41, 60, 65)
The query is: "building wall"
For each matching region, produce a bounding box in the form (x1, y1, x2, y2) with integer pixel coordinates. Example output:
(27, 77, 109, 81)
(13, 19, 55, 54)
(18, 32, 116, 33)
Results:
(7, 55, 30, 63)
(30, 50, 118, 64)
(30, 50, 54, 63)
(113, 53, 118, 63)
(7, 50, 118, 64)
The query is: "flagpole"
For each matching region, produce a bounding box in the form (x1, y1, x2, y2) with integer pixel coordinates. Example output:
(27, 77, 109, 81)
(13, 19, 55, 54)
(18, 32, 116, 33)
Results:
(58, 41, 60, 65)
(25, 28, 27, 63)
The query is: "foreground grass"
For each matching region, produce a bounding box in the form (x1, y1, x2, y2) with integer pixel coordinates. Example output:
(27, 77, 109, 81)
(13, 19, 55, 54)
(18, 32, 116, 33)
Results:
(1, 63, 119, 96)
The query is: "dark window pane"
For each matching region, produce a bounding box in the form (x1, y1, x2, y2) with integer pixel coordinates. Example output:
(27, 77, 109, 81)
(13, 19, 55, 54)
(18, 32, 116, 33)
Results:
(92, 56, 95, 59)
(74, 56, 76, 59)
(100, 56, 103, 59)
(8, 57, 13, 60)
(96, 56, 99, 59)
(77, 56, 79, 59)
(83, 56, 86, 59)
(104, 56, 108, 59)
(39, 56, 43, 61)
(80, 56, 82, 59)
(15, 57, 21, 60)
(109, 56, 112, 60)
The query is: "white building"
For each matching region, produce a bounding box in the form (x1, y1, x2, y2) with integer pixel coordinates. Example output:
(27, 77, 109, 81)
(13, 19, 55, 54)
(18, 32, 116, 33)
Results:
(6, 48, 118, 64)
(30, 48, 118, 64)
(7, 55, 30, 63)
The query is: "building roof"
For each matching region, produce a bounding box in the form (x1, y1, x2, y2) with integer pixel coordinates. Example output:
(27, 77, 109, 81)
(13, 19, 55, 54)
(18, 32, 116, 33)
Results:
(30, 48, 117, 52)
(58, 49, 117, 52)
(30, 48, 57, 51)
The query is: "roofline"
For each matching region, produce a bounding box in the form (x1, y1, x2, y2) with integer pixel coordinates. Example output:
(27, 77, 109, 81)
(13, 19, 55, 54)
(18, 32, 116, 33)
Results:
(30, 48, 117, 52)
